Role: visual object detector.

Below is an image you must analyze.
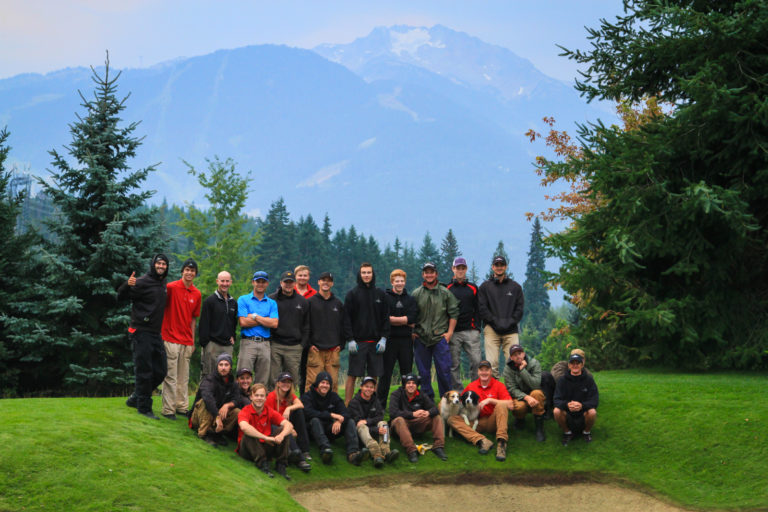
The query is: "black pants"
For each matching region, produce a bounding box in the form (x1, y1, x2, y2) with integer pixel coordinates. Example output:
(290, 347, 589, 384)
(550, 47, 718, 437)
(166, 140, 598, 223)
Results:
(239, 432, 289, 464)
(131, 330, 167, 413)
(377, 336, 413, 408)
(271, 409, 310, 453)
(308, 417, 359, 455)
(541, 371, 555, 415)
(299, 346, 309, 393)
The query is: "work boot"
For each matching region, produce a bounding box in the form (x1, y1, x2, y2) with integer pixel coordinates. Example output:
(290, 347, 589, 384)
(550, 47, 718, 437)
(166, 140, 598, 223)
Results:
(535, 415, 546, 442)
(513, 418, 526, 430)
(201, 434, 219, 447)
(275, 462, 291, 480)
(432, 447, 447, 461)
(385, 449, 400, 463)
(477, 437, 493, 455)
(321, 447, 334, 464)
(348, 451, 364, 466)
(162, 413, 177, 420)
(407, 450, 419, 463)
(138, 410, 159, 420)
(126, 394, 138, 408)
(257, 461, 274, 478)
(495, 439, 507, 461)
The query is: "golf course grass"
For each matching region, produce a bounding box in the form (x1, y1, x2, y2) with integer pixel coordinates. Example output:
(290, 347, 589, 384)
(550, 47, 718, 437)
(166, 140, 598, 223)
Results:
(1, 369, 765, 511)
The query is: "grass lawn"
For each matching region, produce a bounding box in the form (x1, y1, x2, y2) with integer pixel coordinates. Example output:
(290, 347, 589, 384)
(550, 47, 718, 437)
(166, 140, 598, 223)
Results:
(1, 369, 766, 511)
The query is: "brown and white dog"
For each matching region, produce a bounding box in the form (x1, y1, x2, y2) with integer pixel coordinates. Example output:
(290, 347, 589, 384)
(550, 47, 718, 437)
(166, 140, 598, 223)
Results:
(440, 390, 480, 437)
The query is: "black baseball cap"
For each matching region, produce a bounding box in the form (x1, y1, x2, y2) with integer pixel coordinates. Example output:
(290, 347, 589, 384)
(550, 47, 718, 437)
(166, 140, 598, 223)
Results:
(478, 359, 492, 368)
(422, 262, 437, 271)
(492, 256, 507, 266)
(276, 371, 294, 382)
(318, 271, 334, 281)
(569, 353, 584, 363)
(509, 344, 524, 355)
(361, 376, 376, 387)
(236, 368, 253, 377)
(280, 271, 295, 282)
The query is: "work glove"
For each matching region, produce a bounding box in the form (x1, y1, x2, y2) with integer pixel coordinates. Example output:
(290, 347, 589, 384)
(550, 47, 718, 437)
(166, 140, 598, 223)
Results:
(347, 340, 358, 354)
(376, 337, 387, 354)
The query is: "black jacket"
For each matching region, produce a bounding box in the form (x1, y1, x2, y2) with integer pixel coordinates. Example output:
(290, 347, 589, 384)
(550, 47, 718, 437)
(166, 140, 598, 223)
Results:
(300, 372, 349, 425)
(117, 254, 168, 334)
(308, 293, 345, 350)
(268, 288, 310, 347)
(446, 279, 479, 331)
(348, 390, 384, 437)
(384, 288, 419, 338)
(553, 371, 599, 412)
(343, 270, 390, 341)
(388, 387, 438, 420)
(478, 276, 524, 334)
(198, 290, 237, 347)
(194, 370, 241, 417)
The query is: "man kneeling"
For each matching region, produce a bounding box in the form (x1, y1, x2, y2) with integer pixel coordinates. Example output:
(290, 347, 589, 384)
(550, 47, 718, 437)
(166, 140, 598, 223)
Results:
(553, 352, 598, 445)
(300, 371, 366, 465)
(189, 354, 243, 446)
(388, 373, 446, 463)
(237, 383, 294, 479)
(348, 376, 399, 468)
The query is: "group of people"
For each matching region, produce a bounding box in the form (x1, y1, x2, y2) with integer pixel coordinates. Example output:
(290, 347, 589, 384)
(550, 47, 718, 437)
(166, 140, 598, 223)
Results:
(118, 254, 598, 479)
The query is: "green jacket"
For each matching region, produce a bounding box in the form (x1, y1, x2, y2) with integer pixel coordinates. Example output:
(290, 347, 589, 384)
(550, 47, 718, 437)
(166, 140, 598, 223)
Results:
(502, 354, 542, 400)
(411, 283, 459, 346)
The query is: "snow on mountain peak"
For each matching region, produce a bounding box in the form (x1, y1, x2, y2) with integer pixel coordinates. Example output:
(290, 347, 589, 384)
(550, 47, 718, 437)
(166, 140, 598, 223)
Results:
(389, 27, 445, 57)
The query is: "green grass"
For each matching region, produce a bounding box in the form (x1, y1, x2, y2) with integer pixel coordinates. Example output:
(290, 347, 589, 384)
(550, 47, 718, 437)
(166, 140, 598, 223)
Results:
(1, 370, 766, 511)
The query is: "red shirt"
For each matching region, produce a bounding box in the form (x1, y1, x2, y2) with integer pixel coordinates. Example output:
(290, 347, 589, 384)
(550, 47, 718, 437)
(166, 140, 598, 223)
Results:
(237, 404, 284, 449)
(265, 390, 297, 415)
(161, 279, 201, 345)
(299, 284, 317, 298)
(464, 378, 511, 418)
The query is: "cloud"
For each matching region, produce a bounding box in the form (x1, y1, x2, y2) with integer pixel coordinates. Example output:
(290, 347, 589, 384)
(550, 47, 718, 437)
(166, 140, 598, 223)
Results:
(297, 160, 349, 188)
(247, 208, 262, 219)
(358, 137, 376, 149)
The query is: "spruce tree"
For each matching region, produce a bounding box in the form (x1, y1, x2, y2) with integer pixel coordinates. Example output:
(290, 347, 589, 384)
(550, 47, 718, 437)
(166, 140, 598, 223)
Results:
(439, 229, 461, 278)
(486, 240, 513, 280)
(254, 197, 295, 284)
(417, 232, 440, 267)
(522, 217, 551, 337)
(32, 56, 166, 392)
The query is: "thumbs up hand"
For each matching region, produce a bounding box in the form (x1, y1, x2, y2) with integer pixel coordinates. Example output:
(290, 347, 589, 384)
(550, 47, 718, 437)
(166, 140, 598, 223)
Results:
(127, 271, 137, 287)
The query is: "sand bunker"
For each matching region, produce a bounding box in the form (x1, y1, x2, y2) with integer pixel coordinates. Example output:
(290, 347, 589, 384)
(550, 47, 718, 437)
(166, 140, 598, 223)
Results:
(293, 482, 689, 512)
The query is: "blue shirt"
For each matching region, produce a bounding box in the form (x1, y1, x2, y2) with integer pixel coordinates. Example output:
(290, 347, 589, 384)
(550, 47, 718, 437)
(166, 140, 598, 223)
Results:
(237, 292, 278, 338)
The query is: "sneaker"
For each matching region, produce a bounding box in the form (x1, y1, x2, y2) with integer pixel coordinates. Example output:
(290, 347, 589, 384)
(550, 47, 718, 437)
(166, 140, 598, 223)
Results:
(258, 461, 274, 478)
(513, 418, 526, 430)
(321, 447, 334, 464)
(495, 440, 507, 462)
(583, 431, 593, 443)
(175, 409, 188, 416)
(297, 459, 312, 473)
(432, 447, 447, 461)
(407, 450, 419, 463)
(126, 395, 138, 408)
(477, 438, 493, 455)
(385, 449, 399, 463)
(275, 462, 291, 481)
(202, 434, 219, 447)
(347, 451, 364, 466)
(562, 431, 573, 446)
(373, 456, 385, 468)
(302, 451, 312, 462)
(162, 413, 177, 420)
(138, 410, 160, 420)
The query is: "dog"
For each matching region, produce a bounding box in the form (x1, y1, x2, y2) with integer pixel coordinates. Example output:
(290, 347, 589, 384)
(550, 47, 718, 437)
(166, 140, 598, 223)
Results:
(440, 390, 480, 438)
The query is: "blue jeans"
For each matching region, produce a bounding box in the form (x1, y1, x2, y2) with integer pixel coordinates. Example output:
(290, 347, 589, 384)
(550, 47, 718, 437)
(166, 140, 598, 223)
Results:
(414, 337, 452, 401)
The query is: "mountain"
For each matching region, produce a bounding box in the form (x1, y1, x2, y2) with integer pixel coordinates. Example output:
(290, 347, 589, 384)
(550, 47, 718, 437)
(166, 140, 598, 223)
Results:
(0, 26, 610, 279)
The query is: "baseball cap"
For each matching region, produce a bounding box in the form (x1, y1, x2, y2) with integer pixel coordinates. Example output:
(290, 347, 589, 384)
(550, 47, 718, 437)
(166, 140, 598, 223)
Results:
(570, 348, 586, 361)
(236, 368, 253, 377)
(509, 344, 524, 355)
(452, 257, 468, 267)
(478, 359, 492, 369)
(422, 262, 437, 271)
(252, 271, 269, 281)
(492, 256, 507, 266)
(569, 353, 584, 363)
(276, 371, 294, 382)
(361, 376, 376, 387)
(318, 271, 334, 281)
(280, 271, 295, 282)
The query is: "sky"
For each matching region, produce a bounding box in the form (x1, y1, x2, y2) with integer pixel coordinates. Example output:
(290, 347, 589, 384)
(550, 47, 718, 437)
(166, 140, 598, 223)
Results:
(1, 0, 625, 82)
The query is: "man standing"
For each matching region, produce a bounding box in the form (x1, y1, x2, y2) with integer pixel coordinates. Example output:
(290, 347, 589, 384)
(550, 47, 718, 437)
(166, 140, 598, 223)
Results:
(379, 269, 419, 408)
(294, 264, 317, 393)
(388, 373, 446, 463)
(554, 352, 599, 445)
(343, 263, 390, 404)
(411, 262, 459, 400)
(268, 271, 309, 390)
(118, 253, 170, 419)
(237, 271, 279, 385)
(306, 272, 345, 392)
(189, 353, 242, 446)
(446, 257, 482, 389)
(160, 258, 202, 420)
(503, 344, 547, 442)
(448, 360, 513, 461)
(198, 271, 237, 379)
(478, 256, 524, 378)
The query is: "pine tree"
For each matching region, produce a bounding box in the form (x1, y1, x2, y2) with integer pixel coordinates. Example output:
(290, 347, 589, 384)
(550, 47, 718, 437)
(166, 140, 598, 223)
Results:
(418, 232, 440, 267)
(254, 197, 295, 284)
(486, 240, 513, 280)
(31, 56, 166, 392)
(469, 260, 479, 284)
(439, 229, 461, 278)
(522, 217, 550, 339)
(175, 156, 258, 298)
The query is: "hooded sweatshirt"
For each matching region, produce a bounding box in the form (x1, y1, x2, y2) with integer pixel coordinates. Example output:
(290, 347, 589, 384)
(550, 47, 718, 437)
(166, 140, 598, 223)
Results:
(117, 254, 169, 333)
(388, 385, 439, 420)
(384, 288, 419, 338)
(553, 371, 599, 413)
(300, 371, 349, 425)
(347, 389, 384, 437)
(478, 275, 524, 334)
(343, 269, 390, 342)
(308, 292, 345, 350)
(268, 287, 309, 346)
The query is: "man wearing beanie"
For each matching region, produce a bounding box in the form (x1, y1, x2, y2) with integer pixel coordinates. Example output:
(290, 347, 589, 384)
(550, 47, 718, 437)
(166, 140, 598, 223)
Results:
(118, 253, 170, 419)
(189, 353, 242, 446)
(160, 258, 202, 419)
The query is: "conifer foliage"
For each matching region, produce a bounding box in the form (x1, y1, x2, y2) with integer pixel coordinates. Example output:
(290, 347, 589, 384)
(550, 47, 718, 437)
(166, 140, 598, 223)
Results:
(521, 217, 551, 352)
(29, 55, 166, 392)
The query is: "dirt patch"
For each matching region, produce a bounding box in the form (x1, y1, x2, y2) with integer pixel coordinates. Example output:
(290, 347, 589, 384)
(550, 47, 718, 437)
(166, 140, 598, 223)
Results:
(292, 480, 690, 512)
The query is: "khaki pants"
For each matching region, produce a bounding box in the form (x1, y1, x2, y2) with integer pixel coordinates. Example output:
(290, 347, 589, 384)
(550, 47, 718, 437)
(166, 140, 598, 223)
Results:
(305, 348, 340, 392)
(356, 421, 390, 458)
(448, 403, 511, 444)
(189, 398, 240, 437)
(162, 341, 195, 415)
(511, 389, 546, 418)
(390, 415, 444, 454)
(201, 343, 234, 378)
(269, 343, 303, 390)
(237, 338, 270, 386)
(483, 326, 518, 379)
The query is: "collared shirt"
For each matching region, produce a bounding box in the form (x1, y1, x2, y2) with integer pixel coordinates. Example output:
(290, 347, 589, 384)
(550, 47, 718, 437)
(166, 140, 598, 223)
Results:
(161, 279, 201, 345)
(266, 390, 297, 415)
(237, 292, 278, 338)
(237, 404, 284, 448)
(464, 377, 511, 418)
